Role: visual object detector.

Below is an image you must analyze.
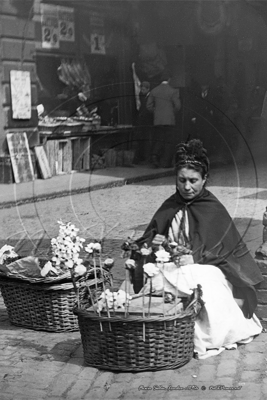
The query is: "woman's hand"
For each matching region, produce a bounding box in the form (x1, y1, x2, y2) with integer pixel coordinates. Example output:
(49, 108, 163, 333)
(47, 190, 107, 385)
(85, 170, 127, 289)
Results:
(179, 254, 194, 266)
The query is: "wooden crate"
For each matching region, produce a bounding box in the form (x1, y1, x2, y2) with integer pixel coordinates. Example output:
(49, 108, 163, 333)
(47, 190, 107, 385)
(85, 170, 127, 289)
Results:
(58, 139, 72, 174)
(44, 140, 58, 176)
(71, 137, 91, 171)
(44, 139, 72, 175)
(0, 155, 14, 183)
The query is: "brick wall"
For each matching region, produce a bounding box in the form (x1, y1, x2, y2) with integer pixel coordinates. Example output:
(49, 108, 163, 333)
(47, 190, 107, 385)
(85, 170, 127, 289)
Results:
(0, 1, 38, 155)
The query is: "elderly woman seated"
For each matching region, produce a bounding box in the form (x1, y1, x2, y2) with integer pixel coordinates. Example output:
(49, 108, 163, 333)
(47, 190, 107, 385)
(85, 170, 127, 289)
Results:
(126, 139, 263, 359)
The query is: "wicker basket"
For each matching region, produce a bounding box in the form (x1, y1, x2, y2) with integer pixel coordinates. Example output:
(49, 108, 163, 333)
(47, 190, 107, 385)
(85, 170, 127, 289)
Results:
(0, 272, 110, 332)
(73, 307, 196, 371)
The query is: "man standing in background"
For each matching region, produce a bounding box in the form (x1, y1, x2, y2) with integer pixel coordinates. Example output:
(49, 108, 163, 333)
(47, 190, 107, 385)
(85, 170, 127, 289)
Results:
(147, 71, 181, 168)
(134, 81, 153, 163)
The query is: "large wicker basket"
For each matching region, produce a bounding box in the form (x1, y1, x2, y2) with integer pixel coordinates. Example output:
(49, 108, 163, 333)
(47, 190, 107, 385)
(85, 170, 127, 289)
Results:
(0, 272, 110, 332)
(73, 306, 197, 371)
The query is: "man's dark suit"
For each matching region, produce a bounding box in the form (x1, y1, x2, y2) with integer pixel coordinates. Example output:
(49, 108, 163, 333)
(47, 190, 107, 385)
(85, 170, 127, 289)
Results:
(147, 81, 181, 167)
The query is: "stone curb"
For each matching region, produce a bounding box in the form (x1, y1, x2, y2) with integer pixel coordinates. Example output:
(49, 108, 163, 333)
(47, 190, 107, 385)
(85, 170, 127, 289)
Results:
(0, 170, 175, 210)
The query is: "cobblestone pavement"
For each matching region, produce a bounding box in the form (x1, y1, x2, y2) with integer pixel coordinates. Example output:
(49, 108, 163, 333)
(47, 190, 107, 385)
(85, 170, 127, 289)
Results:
(1, 163, 267, 400)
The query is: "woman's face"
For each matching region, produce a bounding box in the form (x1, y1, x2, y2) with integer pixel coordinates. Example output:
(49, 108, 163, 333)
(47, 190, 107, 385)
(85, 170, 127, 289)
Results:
(176, 167, 206, 200)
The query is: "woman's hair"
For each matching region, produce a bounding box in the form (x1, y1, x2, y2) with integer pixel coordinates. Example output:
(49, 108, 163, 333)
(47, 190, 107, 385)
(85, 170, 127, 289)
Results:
(174, 139, 210, 178)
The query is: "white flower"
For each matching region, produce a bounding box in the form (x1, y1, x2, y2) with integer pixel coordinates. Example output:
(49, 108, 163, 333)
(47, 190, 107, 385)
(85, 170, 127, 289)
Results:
(94, 242, 102, 252)
(140, 246, 151, 256)
(65, 260, 74, 269)
(74, 264, 87, 276)
(96, 289, 132, 312)
(41, 261, 58, 277)
(52, 255, 61, 266)
(85, 242, 101, 254)
(65, 224, 79, 237)
(0, 245, 18, 263)
(143, 262, 160, 277)
(85, 243, 94, 253)
(155, 249, 171, 263)
(104, 258, 114, 269)
(125, 259, 136, 270)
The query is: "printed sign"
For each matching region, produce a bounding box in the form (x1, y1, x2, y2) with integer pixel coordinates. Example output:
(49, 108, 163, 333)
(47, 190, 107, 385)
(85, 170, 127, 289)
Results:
(10, 70, 31, 120)
(90, 13, 105, 55)
(91, 33, 106, 55)
(7, 133, 34, 183)
(58, 6, 75, 42)
(34, 146, 52, 179)
(41, 3, 59, 49)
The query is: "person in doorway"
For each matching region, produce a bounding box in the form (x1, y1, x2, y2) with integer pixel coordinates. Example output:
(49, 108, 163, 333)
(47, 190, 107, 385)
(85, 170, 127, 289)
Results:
(146, 71, 181, 168)
(134, 81, 153, 164)
(126, 139, 263, 359)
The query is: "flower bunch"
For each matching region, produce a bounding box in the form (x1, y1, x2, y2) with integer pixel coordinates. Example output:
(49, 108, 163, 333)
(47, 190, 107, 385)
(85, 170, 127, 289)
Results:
(0, 245, 19, 265)
(43, 221, 86, 277)
(97, 289, 132, 312)
(84, 241, 114, 272)
(85, 241, 102, 254)
(143, 262, 159, 277)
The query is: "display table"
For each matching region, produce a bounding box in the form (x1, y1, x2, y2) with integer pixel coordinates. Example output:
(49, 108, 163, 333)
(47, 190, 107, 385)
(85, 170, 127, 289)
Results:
(39, 125, 134, 175)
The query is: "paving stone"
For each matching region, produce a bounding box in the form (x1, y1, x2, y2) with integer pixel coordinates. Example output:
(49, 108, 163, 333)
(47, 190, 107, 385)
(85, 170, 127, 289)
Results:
(253, 334, 267, 344)
(85, 387, 110, 400)
(123, 386, 151, 400)
(153, 369, 198, 387)
(243, 341, 265, 352)
(13, 396, 46, 400)
(59, 362, 84, 375)
(14, 374, 54, 389)
(112, 372, 134, 383)
(242, 352, 266, 370)
(124, 372, 154, 398)
(219, 348, 242, 359)
(89, 371, 115, 389)
(261, 377, 267, 396)
(47, 373, 77, 397)
(195, 364, 217, 382)
(232, 382, 262, 399)
(72, 366, 98, 381)
(103, 382, 128, 399)
(65, 378, 94, 399)
(3, 383, 47, 398)
(240, 370, 263, 382)
(216, 360, 238, 378)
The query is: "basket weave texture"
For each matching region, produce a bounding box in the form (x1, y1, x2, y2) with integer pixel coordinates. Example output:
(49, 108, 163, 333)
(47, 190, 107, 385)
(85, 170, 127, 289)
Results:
(74, 308, 196, 371)
(0, 273, 108, 332)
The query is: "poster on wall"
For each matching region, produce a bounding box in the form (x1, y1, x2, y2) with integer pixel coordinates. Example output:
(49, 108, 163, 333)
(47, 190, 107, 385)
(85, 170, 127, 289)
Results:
(91, 33, 106, 54)
(90, 13, 106, 55)
(41, 3, 59, 49)
(58, 6, 75, 42)
(10, 70, 31, 120)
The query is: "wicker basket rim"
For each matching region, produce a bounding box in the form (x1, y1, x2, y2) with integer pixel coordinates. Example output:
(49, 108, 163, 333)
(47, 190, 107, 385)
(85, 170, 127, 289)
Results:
(0, 271, 71, 284)
(0, 265, 106, 285)
(73, 307, 197, 322)
(0, 276, 104, 291)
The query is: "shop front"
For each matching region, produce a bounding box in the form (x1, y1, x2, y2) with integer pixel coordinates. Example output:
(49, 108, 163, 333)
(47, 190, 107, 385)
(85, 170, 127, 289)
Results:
(35, 0, 135, 176)
(0, 0, 135, 183)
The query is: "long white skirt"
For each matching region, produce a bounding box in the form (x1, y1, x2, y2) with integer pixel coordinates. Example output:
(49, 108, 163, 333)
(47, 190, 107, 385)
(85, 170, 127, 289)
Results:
(148, 263, 262, 359)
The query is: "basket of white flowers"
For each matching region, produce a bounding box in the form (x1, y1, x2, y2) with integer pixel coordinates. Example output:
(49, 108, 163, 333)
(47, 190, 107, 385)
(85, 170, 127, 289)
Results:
(0, 221, 113, 332)
(73, 236, 203, 372)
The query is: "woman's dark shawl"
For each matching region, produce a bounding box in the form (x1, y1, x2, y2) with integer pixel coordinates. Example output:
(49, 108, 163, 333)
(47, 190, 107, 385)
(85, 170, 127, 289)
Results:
(133, 188, 263, 318)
